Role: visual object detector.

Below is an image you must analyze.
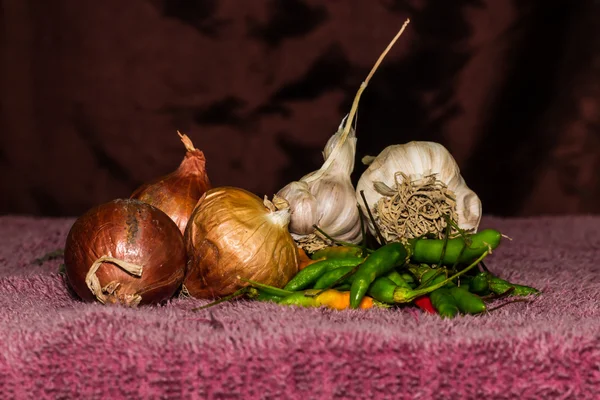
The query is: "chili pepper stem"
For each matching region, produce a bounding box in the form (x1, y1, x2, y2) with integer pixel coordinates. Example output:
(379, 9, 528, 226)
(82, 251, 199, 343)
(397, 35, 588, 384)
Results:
(393, 251, 489, 303)
(237, 276, 295, 297)
(191, 287, 249, 311)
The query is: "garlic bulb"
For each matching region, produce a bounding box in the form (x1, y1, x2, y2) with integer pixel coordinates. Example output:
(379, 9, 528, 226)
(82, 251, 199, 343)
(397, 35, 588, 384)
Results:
(356, 141, 482, 242)
(277, 119, 362, 252)
(277, 18, 412, 252)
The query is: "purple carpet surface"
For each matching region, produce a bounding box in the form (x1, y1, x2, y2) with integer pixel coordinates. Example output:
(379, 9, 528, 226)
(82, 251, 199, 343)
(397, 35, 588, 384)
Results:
(0, 215, 598, 399)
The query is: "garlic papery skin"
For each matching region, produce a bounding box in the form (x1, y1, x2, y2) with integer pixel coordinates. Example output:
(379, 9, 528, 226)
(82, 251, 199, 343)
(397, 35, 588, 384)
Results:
(277, 122, 362, 252)
(356, 141, 482, 241)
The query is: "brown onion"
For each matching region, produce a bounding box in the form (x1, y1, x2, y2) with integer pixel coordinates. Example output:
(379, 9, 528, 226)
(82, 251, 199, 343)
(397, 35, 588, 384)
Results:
(64, 199, 186, 306)
(184, 186, 299, 299)
(131, 131, 211, 234)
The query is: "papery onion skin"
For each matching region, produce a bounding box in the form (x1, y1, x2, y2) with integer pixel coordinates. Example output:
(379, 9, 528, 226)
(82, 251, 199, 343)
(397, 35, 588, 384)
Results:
(64, 199, 187, 305)
(184, 186, 299, 299)
(131, 132, 211, 234)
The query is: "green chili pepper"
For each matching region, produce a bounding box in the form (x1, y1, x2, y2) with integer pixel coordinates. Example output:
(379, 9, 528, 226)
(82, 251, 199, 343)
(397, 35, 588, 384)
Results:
(334, 283, 352, 291)
(385, 270, 412, 289)
(448, 284, 486, 314)
(313, 265, 356, 290)
(407, 263, 435, 281)
(392, 251, 489, 304)
(398, 272, 417, 288)
(277, 292, 320, 307)
(353, 252, 488, 307)
(349, 242, 409, 308)
(366, 277, 398, 303)
(430, 288, 460, 318)
(284, 257, 364, 291)
(469, 272, 490, 295)
(418, 268, 448, 288)
(411, 229, 502, 265)
(246, 287, 283, 302)
(237, 276, 295, 297)
(487, 274, 540, 296)
(311, 246, 364, 260)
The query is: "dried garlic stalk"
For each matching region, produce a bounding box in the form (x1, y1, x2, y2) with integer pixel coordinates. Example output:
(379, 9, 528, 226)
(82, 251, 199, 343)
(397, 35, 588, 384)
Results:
(278, 19, 411, 252)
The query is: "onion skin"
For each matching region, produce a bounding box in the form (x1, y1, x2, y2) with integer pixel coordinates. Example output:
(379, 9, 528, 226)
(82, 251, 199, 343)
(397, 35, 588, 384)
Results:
(64, 199, 186, 306)
(131, 132, 211, 234)
(184, 187, 299, 299)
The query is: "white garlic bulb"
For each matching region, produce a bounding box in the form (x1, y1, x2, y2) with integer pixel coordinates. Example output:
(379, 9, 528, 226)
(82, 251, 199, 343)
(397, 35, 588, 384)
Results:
(278, 18, 412, 251)
(356, 141, 482, 242)
(277, 119, 362, 251)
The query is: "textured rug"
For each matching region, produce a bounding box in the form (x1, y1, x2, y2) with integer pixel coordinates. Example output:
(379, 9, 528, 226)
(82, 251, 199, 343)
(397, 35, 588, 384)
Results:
(0, 215, 598, 399)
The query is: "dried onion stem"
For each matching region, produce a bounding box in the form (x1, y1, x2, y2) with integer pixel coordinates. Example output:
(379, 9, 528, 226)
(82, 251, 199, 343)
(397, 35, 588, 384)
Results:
(373, 172, 459, 242)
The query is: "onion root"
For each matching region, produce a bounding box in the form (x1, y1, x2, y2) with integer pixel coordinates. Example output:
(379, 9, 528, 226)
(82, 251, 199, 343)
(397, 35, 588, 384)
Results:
(85, 256, 144, 306)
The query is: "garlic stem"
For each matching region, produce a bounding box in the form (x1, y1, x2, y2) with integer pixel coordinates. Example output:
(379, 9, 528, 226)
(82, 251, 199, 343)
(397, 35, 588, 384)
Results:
(305, 18, 410, 184)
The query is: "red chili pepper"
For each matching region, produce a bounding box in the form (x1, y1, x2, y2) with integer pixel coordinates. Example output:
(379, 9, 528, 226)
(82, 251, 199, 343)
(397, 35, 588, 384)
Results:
(414, 295, 436, 314)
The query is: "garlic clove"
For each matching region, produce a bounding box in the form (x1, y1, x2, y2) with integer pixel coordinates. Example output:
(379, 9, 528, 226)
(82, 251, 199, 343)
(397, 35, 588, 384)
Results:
(304, 175, 362, 242)
(277, 181, 319, 235)
(356, 141, 482, 239)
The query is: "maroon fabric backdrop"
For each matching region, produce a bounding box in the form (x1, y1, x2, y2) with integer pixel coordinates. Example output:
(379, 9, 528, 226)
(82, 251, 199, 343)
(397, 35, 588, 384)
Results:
(1, 0, 599, 217)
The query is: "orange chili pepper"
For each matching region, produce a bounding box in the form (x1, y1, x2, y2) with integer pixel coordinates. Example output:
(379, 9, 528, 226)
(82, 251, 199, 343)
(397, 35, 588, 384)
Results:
(315, 290, 374, 310)
(297, 247, 324, 270)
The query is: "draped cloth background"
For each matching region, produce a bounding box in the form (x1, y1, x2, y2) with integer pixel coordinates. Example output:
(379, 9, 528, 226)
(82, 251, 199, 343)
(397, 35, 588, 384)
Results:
(1, 0, 599, 218)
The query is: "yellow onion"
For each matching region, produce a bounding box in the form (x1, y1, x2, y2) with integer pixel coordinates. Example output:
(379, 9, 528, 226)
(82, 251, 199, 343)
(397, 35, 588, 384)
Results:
(131, 131, 211, 234)
(183, 186, 299, 299)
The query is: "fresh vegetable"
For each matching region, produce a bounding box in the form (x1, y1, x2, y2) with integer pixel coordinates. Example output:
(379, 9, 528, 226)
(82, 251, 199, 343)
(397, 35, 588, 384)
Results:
(277, 19, 411, 252)
(349, 242, 409, 308)
(385, 270, 412, 289)
(237, 276, 295, 298)
(311, 245, 364, 260)
(356, 141, 483, 243)
(312, 264, 357, 290)
(366, 277, 400, 303)
(184, 187, 299, 299)
(411, 229, 502, 265)
(448, 284, 486, 314)
(297, 248, 322, 270)
(284, 257, 364, 291)
(278, 290, 375, 310)
(131, 132, 211, 234)
(64, 199, 186, 306)
(430, 288, 460, 318)
(407, 263, 436, 281)
(351, 250, 488, 308)
(414, 296, 436, 314)
(418, 268, 448, 288)
(487, 274, 540, 296)
(469, 272, 490, 295)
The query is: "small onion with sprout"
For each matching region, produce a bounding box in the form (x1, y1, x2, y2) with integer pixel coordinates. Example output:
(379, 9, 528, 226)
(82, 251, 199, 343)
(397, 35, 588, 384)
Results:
(184, 186, 299, 299)
(64, 199, 187, 306)
(131, 131, 211, 234)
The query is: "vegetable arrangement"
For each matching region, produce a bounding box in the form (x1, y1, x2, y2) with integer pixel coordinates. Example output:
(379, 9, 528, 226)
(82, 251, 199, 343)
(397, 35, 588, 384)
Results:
(59, 18, 541, 319)
(216, 223, 539, 318)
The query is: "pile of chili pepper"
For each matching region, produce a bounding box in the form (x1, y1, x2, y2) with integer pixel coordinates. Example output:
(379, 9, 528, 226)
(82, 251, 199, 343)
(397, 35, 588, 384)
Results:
(194, 227, 540, 318)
